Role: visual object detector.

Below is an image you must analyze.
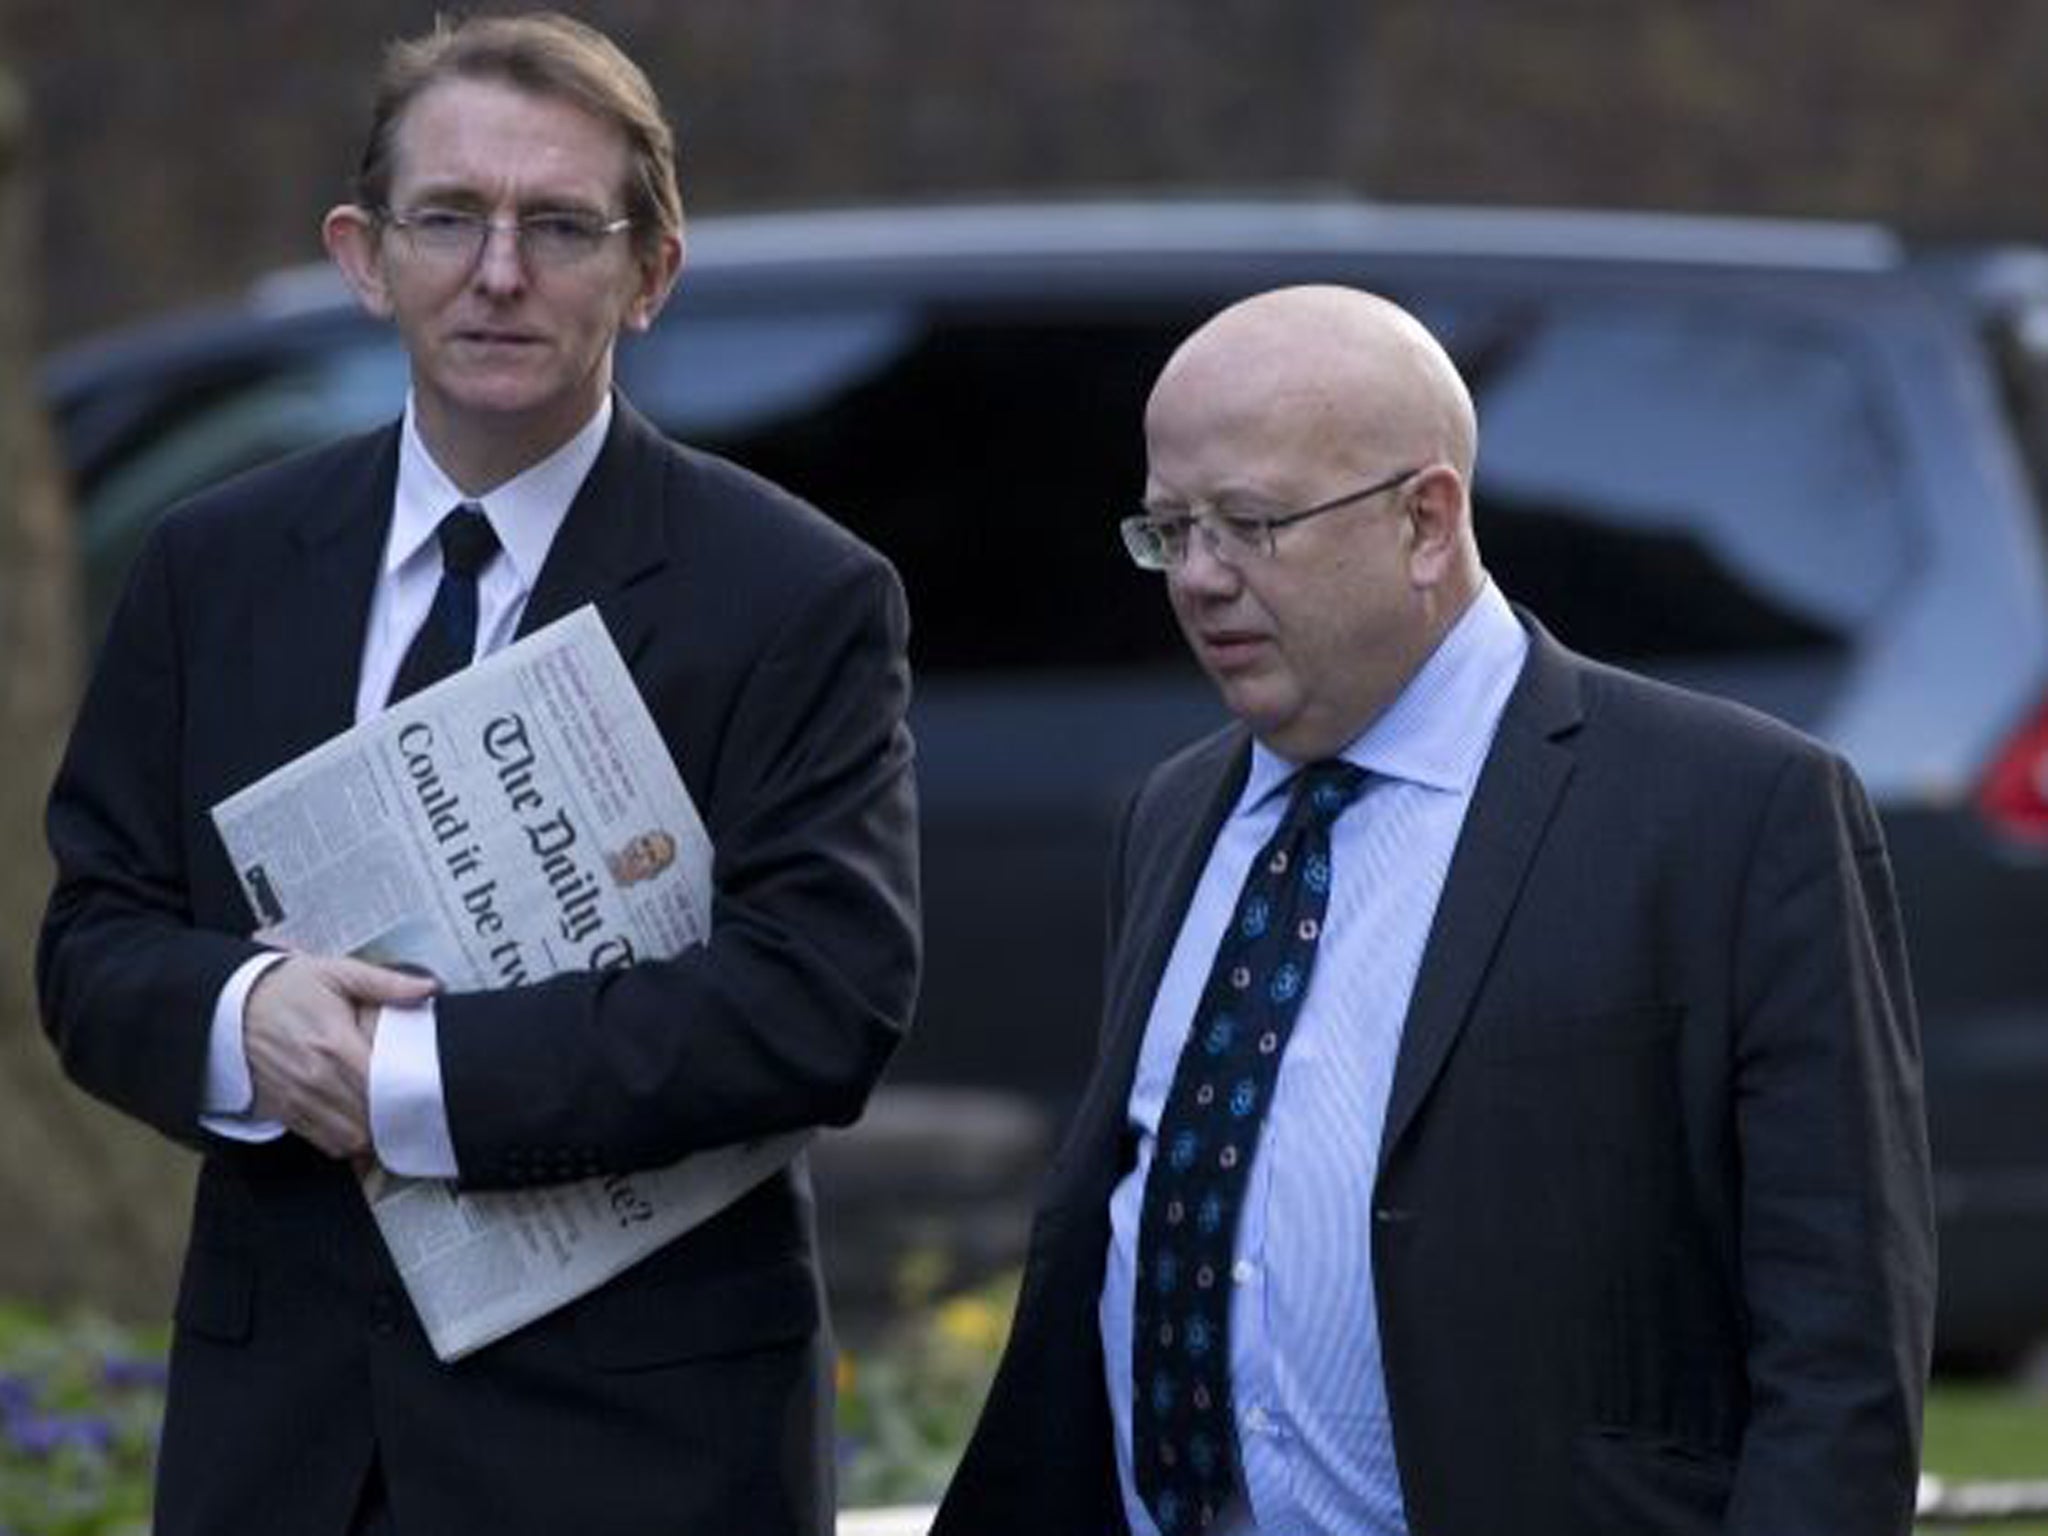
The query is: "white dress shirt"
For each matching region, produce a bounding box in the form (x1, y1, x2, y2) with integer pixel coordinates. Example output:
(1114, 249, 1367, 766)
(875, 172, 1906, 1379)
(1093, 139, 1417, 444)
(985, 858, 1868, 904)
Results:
(1101, 582, 1527, 1536)
(200, 396, 611, 1176)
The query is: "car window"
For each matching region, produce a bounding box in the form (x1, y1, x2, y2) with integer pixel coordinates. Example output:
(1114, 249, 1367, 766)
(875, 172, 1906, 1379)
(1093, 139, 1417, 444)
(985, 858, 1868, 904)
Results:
(623, 304, 1186, 673)
(1987, 291, 2048, 530)
(72, 282, 1920, 718)
(622, 307, 919, 435)
(1430, 293, 1915, 677)
(79, 341, 407, 625)
(628, 290, 1918, 699)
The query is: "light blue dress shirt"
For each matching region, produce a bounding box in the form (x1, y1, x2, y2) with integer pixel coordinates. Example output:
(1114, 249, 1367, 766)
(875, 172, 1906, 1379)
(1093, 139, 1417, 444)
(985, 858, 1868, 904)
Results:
(1101, 583, 1527, 1536)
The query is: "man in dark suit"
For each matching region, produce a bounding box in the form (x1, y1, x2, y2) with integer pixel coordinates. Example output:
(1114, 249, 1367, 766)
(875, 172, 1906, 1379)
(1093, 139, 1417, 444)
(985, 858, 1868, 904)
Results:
(37, 15, 917, 1535)
(934, 286, 1933, 1535)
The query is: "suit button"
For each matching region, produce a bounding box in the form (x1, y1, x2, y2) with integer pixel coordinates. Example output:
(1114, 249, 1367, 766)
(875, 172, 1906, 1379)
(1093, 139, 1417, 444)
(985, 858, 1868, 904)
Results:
(369, 1289, 403, 1336)
(1373, 1206, 1412, 1225)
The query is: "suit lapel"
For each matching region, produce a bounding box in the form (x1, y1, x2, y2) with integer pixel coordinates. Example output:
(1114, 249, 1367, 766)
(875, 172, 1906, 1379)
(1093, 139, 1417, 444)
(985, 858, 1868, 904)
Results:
(245, 402, 672, 768)
(1067, 731, 1250, 1188)
(1085, 623, 1589, 1181)
(250, 428, 399, 759)
(1105, 734, 1249, 1062)
(1379, 619, 1584, 1161)
(519, 397, 672, 663)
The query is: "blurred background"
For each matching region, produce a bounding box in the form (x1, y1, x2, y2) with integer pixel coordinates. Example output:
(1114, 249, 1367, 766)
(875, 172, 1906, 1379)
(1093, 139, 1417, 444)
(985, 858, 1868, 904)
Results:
(16, 1, 2048, 350)
(8, 0, 2048, 1314)
(5, 2, 2048, 1522)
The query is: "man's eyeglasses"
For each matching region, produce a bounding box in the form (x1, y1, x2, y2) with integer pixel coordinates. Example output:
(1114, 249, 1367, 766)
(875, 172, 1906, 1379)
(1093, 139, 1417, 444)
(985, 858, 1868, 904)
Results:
(1120, 465, 1424, 571)
(379, 207, 635, 269)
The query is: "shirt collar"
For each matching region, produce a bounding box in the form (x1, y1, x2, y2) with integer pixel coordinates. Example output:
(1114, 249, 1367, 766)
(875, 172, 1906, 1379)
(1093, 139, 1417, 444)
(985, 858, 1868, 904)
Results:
(1239, 579, 1529, 813)
(389, 394, 614, 592)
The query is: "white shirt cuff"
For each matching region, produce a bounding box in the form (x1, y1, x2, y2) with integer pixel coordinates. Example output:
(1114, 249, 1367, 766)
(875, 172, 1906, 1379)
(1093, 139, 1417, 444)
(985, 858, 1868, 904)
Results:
(369, 999, 460, 1179)
(200, 951, 287, 1142)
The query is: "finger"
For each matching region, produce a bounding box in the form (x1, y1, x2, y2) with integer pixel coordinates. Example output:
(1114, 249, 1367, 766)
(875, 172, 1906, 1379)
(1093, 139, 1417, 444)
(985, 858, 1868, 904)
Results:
(248, 992, 375, 1141)
(280, 1062, 373, 1159)
(294, 1104, 371, 1160)
(262, 1075, 367, 1157)
(323, 955, 441, 1003)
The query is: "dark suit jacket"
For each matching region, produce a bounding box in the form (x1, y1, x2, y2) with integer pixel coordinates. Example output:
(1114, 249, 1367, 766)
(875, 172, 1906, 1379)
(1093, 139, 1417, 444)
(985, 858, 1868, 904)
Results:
(935, 617, 1933, 1536)
(38, 400, 921, 1536)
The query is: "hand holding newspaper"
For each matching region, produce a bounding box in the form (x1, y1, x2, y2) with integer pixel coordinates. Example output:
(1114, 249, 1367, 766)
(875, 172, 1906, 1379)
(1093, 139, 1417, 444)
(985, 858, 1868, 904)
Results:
(211, 605, 805, 1361)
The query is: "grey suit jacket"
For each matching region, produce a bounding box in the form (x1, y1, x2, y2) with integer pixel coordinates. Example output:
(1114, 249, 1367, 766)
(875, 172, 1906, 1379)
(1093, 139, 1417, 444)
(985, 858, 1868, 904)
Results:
(39, 399, 921, 1536)
(936, 614, 1932, 1536)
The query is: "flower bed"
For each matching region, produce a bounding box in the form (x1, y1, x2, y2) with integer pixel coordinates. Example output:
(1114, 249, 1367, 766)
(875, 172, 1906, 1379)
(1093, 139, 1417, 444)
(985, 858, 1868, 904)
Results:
(0, 1275, 1014, 1534)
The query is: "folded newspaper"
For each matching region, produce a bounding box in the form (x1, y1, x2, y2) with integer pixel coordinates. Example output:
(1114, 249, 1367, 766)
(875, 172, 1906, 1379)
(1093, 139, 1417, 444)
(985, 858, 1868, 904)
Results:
(211, 605, 806, 1362)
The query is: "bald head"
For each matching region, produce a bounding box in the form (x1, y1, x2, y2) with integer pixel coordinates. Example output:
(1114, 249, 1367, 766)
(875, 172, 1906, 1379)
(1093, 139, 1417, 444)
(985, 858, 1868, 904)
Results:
(1148, 285, 1477, 485)
(1138, 286, 1488, 760)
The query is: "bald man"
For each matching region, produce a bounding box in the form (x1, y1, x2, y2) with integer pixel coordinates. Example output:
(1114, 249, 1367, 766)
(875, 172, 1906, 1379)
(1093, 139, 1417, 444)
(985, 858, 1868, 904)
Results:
(932, 287, 1933, 1536)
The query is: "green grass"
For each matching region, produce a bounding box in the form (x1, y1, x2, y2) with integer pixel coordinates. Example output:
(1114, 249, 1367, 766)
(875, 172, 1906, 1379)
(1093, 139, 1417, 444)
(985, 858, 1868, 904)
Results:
(1921, 1376, 2048, 1535)
(1, 1296, 2042, 1535)
(0, 1286, 1014, 1534)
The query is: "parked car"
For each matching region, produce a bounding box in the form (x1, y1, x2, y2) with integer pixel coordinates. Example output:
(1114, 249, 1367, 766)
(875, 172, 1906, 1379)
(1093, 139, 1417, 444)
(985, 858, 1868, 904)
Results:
(43, 198, 2048, 1365)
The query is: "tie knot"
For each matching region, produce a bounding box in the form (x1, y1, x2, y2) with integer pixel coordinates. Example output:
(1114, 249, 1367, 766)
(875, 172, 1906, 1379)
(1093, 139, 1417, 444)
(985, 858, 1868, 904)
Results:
(437, 505, 499, 579)
(1287, 759, 1368, 827)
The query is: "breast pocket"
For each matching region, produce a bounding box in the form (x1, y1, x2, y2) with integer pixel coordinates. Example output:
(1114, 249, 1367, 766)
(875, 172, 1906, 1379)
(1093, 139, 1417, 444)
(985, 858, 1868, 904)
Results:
(1465, 1001, 1683, 1067)
(1463, 1001, 1685, 1157)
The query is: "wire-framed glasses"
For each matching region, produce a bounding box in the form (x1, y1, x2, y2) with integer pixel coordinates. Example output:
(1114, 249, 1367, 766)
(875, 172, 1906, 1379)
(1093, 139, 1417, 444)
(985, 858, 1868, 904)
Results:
(1120, 464, 1424, 571)
(379, 206, 635, 269)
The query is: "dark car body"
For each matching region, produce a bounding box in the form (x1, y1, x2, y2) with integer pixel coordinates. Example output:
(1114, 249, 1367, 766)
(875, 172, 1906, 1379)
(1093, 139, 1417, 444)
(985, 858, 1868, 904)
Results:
(44, 199, 2048, 1363)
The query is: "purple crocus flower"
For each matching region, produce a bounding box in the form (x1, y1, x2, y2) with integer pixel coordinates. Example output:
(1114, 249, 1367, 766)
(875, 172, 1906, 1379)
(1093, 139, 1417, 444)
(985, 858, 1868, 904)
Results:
(0, 1373, 33, 1422)
(7, 1411, 117, 1457)
(100, 1355, 171, 1392)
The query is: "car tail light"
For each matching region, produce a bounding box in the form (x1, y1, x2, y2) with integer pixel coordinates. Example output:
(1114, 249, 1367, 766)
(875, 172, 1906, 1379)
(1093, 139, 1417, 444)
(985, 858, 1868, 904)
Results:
(1978, 696, 2048, 844)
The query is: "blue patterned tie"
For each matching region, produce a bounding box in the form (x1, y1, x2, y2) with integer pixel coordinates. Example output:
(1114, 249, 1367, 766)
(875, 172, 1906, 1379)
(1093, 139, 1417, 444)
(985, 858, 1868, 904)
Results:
(1133, 758, 1369, 1534)
(387, 505, 499, 706)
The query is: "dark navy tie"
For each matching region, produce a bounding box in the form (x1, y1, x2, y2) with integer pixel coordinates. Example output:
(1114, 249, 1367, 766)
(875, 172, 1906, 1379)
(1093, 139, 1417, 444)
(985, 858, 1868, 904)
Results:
(1132, 758, 1369, 1534)
(386, 505, 499, 706)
